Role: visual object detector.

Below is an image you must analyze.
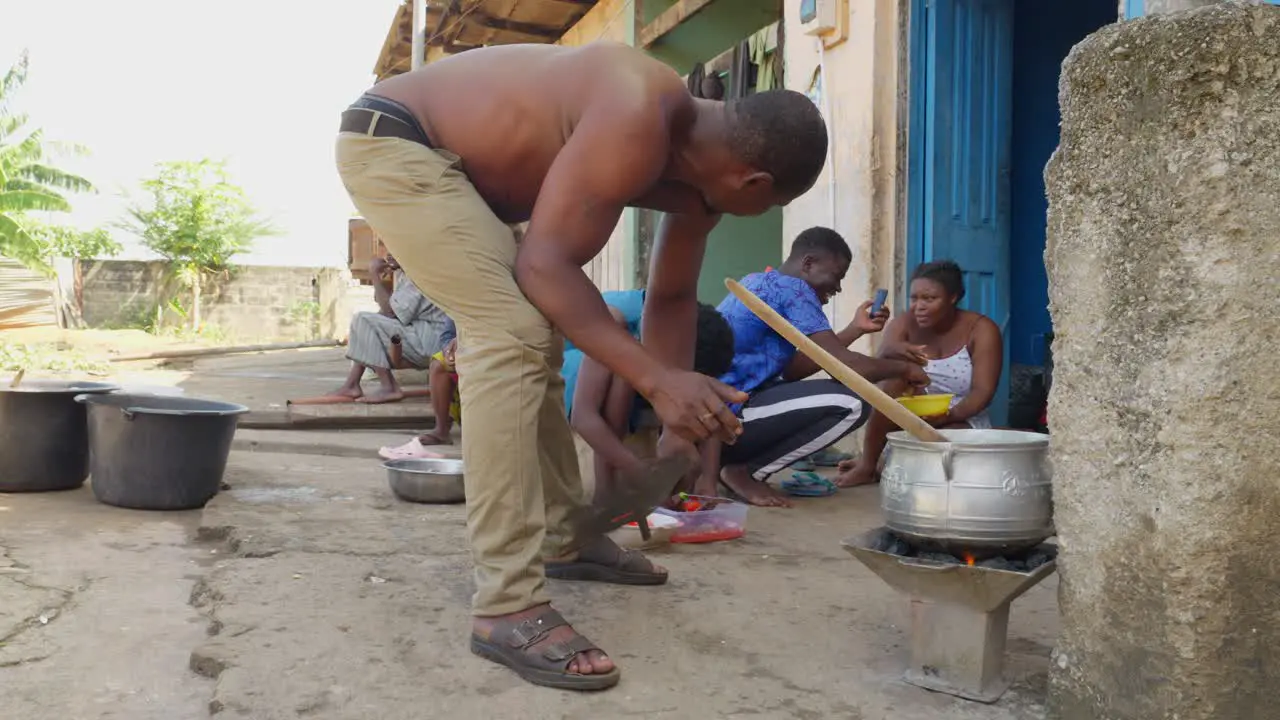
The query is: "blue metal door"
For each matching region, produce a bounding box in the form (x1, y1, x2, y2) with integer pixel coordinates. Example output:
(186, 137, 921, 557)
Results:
(917, 0, 1014, 425)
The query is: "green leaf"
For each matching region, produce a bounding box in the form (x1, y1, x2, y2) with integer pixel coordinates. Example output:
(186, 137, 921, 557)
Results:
(0, 212, 51, 274)
(0, 189, 71, 214)
(13, 162, 93, 194)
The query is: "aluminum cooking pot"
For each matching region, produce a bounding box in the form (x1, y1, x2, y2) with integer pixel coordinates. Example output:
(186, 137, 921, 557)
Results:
(881, 428, 1053, 558)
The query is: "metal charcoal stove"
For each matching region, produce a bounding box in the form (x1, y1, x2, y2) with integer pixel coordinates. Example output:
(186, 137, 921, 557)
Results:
(843, 527, 1057, 704)
(841, 429, 1058, 704)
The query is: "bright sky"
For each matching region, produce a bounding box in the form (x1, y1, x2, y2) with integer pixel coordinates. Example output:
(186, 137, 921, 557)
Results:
(0, 0, 401, 267)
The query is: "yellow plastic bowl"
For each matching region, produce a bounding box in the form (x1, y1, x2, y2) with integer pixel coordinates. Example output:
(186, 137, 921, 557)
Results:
(896, 393, 954, 418)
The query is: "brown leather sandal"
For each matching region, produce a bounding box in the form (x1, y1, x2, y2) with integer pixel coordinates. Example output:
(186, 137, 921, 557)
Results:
(545, 536, 668, 585)
(470, 607, 620, 691)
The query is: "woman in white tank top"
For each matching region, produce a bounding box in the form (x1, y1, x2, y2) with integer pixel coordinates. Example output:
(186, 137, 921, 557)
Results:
(835, 260, 1004, 488)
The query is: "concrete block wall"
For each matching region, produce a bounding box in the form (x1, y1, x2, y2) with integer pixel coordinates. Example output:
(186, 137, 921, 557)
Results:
(78, 260, 354, 342)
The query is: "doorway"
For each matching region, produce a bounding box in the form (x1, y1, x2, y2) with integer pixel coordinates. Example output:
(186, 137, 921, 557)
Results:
(906, 0, 1116, 427)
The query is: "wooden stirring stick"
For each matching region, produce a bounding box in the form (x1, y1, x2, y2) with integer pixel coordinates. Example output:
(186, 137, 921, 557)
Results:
(9, 369, 25, 388)
(725, 278, 947, 443)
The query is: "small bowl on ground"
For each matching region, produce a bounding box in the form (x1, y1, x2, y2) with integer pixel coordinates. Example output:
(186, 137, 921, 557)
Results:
(385, 457, 466, 504)
(655, 499, 749, 543)
(897, 393, 954, 418)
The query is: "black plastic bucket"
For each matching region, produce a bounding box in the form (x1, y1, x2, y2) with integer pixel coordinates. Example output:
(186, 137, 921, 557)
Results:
(76, 393, 249, 510)
(0, 380, 119, 492)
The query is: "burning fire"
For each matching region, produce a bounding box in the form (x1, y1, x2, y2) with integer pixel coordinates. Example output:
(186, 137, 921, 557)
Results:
(963, 553, 976, 567)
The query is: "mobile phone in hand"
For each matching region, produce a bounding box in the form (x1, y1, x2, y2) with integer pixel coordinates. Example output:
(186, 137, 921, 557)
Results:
(870, 288, 888, 316)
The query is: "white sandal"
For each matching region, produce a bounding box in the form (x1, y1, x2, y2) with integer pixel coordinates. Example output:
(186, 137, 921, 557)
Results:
(378, 438, 444, 460)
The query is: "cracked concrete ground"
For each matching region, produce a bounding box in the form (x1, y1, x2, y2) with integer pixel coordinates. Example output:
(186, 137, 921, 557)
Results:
(3, 349, 1059, 719)
(0, 489, 212, 718)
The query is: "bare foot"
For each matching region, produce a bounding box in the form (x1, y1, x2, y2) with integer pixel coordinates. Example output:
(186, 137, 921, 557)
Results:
(720, 465, 791, 508)
(835, 461, 879, 488)
(473, 604, 615, 677)
(418, 431, 453, 446)
(356, 388, 405, 404)
(328, 385, 363, 400)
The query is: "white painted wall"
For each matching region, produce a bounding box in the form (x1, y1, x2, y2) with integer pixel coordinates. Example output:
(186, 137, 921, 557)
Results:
(781, 0, 903, 353)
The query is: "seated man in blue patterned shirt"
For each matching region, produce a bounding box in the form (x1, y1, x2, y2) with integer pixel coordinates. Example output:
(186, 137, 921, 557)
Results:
(704, 227, 929, 506)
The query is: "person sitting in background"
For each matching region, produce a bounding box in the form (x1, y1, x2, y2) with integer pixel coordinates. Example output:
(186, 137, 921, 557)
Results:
(567, 301, 735, 510)
(379, 332, 460, 460)
(707, 227, 930, 507)
(423, 334, 460, 445)
(837, 260, 1003, 487)
(331, 254, 454, 403)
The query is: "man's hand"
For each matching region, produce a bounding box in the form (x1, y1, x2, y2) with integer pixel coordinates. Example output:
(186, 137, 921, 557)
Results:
(883, 342, 930, 366)
(647, 370, 746, 444)
(370, 255, 397, 278)
(844, 299, 889, 335)
(900, 362, 932, 389)
(442, 338, 457, 367)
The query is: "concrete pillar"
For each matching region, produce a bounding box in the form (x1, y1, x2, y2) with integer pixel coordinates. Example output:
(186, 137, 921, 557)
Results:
(1044, 3, 1280, 719)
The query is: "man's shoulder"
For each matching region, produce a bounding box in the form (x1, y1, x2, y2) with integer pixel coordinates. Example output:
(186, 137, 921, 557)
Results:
(578, 49, 690, 121)
(744, 271, 811, 298)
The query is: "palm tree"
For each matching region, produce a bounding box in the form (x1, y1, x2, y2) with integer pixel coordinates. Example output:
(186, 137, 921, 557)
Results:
(0, 51, 95, 272)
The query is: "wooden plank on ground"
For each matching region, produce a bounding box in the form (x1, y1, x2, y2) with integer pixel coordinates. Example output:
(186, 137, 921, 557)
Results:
(287, 387, 431, 406)
(287, 399, 433, 421)
(238, 411, 435, 431)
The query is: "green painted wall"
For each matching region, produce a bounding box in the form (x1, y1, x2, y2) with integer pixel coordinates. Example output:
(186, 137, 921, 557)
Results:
(697, 207, 783, 305)
(644, 0, 781, 75)
(635, 0, 785, 301)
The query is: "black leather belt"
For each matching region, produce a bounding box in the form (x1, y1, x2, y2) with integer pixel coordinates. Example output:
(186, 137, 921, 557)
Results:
(339, 107, 433, 147)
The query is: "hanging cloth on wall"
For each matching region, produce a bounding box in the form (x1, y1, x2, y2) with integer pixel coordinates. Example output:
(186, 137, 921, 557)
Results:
(748, 25, 780, 92)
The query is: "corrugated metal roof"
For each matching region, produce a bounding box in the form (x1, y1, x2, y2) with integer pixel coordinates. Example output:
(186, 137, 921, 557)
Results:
(0, 258, 57, 329)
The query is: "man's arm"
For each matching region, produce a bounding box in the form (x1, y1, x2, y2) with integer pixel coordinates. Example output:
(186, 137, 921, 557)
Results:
(787, 330, 924, 384)
(515, 90, 676, 399)
(370, 258, 395, 317)
(641, 211, 721, 373)
(785, 300, 889, 379)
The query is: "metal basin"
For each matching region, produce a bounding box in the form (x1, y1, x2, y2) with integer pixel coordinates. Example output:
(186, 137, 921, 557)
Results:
(78, 393, 248, 510)
(385, 457, 465, 504)
(0, 379, 119, 492)
(881, 429, 1053, 558)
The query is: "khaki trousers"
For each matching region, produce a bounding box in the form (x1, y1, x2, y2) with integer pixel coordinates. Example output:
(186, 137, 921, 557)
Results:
(336, 132, 585, 617)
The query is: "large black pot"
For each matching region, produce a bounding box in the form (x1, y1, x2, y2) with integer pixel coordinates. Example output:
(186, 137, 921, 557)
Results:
(77, 393, 249, 511)
(0, 380, 119, 492)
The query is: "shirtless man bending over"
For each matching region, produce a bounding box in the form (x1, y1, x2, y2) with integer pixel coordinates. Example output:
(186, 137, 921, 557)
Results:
(336, 42, 828, 691)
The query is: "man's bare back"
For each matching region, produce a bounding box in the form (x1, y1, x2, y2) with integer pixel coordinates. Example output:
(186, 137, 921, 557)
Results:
(372, 43, 691, 223)
(359, 41, 828, 445)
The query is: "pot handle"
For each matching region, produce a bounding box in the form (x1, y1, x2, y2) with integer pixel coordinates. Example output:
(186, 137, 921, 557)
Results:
(940, 448, 955, 482)
(121, 408, 137, 422)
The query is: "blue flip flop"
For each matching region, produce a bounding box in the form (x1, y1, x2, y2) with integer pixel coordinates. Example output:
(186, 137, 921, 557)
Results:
(781, 471, 838, 497)
(790, 458, 817, 472)
(808, 448, 855, 467)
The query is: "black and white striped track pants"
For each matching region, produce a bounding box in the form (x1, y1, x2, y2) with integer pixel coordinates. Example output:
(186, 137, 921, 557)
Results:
(721, 379, 869, 481)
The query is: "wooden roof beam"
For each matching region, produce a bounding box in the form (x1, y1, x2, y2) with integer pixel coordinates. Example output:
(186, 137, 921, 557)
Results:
(639, 0, 716, 48)
(471, 13, 566, 39)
